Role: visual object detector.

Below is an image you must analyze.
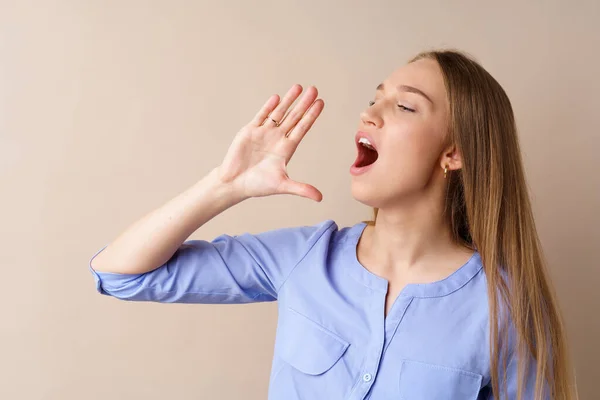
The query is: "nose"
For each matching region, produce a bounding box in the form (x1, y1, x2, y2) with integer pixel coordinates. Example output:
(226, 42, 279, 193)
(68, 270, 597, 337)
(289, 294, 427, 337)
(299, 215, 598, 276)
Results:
(360, 105, 383, 128)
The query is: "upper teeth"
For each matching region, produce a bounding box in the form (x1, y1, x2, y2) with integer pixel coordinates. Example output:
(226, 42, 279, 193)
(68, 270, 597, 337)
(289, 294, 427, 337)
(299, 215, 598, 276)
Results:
(358, 137, 374, 149)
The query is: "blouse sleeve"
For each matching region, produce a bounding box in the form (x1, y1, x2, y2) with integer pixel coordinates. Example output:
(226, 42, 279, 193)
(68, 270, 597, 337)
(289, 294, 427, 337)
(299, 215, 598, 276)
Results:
(89, 220, 337, 304)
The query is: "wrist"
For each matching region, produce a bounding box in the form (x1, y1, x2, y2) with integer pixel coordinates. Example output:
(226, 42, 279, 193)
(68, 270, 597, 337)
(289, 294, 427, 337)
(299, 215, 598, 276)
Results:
(204, 167, 248, 207)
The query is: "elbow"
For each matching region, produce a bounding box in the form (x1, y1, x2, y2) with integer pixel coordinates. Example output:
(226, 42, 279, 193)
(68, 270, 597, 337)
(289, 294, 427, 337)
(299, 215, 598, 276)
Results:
(89, 246, 147, 300)
(89, 245, 146, 275)
(89, 245, 127, 274)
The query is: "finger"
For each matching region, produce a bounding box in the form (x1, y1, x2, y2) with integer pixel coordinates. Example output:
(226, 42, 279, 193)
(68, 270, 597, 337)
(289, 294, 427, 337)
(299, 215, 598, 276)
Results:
(279, 86, 319, 133)
(279, 178, 323, 202)
(267, 84, 303, 126)
(286, 98, 325, 143)
(250, 94, 280, 126)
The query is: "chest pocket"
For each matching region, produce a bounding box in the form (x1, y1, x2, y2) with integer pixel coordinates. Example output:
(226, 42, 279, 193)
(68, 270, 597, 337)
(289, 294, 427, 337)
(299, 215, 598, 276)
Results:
(398, 359, 483, 400)
(276, 307, 350, 375)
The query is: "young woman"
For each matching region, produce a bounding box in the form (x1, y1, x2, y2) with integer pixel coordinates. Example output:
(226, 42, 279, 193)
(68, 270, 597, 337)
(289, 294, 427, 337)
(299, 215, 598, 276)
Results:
(89, 50, 575, 399)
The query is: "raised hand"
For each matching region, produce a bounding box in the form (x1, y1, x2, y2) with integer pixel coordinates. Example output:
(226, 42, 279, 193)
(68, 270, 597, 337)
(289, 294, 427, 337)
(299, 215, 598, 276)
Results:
(218, 84, 325, 202)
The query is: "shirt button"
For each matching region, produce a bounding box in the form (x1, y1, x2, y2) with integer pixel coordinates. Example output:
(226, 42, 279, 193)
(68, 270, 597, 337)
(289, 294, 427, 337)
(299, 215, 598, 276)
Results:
(363, 373, 372, 382)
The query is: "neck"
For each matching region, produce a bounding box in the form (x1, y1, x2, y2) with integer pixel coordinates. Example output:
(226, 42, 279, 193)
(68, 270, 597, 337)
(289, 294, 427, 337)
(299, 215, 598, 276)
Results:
(362, 195, 468, 274)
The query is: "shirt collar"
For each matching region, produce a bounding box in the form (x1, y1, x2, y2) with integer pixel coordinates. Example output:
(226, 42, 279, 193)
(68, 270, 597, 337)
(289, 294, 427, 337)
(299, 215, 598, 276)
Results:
(343, 222, 484, 298)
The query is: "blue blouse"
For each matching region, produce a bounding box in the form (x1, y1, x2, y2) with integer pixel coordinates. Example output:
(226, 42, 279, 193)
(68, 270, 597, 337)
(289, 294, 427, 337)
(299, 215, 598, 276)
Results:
(90, 220, 537, 399)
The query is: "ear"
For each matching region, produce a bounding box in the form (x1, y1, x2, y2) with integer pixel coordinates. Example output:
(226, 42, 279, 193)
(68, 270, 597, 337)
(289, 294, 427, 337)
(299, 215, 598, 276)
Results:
(440, 144, 462, 172)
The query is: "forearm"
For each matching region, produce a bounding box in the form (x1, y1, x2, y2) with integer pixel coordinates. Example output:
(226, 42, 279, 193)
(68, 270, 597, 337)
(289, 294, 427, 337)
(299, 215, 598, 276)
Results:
(90, 167, 245, 274)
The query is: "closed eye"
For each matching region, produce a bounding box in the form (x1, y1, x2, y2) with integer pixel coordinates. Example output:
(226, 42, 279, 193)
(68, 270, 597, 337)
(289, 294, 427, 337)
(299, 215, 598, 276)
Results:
(398, 104, 415, 112)
(368, 100, 415, 113)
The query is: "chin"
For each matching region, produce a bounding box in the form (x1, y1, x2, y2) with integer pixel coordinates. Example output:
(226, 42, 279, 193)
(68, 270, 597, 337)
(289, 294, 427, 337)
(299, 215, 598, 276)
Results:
(350, 180, 382, 208)
(351, 177, 417, 211)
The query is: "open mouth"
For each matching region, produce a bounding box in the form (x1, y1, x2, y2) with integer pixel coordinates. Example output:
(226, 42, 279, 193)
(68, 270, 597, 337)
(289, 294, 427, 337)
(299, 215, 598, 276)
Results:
(354, 137, 379, 168)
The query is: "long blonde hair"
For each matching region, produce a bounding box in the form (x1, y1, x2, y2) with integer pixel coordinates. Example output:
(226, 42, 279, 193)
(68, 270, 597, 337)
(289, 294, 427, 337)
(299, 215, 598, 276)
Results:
(373, 50, 575, 399)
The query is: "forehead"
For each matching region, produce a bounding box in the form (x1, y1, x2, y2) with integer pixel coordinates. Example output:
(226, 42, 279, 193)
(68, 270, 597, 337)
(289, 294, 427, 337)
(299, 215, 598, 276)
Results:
(383, 58, 447, 105)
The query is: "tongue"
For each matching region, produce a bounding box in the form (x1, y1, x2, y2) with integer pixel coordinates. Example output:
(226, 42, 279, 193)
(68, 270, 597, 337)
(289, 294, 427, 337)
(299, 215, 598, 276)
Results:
(355, 146, 379, 168)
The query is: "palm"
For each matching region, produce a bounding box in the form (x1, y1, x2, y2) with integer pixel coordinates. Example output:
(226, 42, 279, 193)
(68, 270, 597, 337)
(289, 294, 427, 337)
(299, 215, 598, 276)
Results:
(224, 130, 291, 196)
(218, 85, 325, 201)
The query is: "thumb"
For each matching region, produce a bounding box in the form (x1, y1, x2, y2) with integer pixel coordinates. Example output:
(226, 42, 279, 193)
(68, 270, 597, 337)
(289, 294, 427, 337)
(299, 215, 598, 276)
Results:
(279, 178, 323, 202)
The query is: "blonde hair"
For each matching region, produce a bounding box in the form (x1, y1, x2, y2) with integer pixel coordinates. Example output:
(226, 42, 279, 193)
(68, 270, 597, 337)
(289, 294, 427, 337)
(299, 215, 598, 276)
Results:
(372, 50, 575, 399)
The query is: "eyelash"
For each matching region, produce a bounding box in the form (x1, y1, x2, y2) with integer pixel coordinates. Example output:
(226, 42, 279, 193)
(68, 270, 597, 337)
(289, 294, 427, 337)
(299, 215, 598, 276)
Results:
(368, 100, 415, 113)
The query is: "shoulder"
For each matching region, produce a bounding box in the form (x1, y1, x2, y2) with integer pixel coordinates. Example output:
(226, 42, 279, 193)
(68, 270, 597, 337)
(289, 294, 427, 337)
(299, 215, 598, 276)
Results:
(233, 219, 366, 249)
(223, 219, 367, 275)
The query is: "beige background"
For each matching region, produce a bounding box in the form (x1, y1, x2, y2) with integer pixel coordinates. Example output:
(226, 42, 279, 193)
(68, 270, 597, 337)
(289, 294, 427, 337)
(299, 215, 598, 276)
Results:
(1, 0, 598, 399)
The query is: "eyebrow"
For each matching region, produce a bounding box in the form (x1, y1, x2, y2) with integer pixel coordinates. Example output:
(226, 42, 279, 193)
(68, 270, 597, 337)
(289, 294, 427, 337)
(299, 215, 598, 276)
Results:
(376, 83, 433, 104)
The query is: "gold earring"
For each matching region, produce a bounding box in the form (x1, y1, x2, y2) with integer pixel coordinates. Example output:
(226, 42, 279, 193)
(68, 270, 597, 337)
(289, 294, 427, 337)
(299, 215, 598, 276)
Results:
(444, 165, 448, 179)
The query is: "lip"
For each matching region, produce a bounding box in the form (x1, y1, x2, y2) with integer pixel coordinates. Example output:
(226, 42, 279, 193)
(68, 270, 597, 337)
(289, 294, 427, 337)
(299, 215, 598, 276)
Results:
(350, 162, 375, 176)
(350, 131, 378, 176)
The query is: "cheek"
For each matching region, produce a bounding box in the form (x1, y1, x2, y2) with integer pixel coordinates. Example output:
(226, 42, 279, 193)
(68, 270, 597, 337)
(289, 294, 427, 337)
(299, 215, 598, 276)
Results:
(382, 126, 442, 172)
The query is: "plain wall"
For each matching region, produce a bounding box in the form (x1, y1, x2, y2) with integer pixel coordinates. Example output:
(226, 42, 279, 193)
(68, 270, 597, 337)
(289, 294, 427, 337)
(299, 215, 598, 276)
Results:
(1, 0, 598, 398)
